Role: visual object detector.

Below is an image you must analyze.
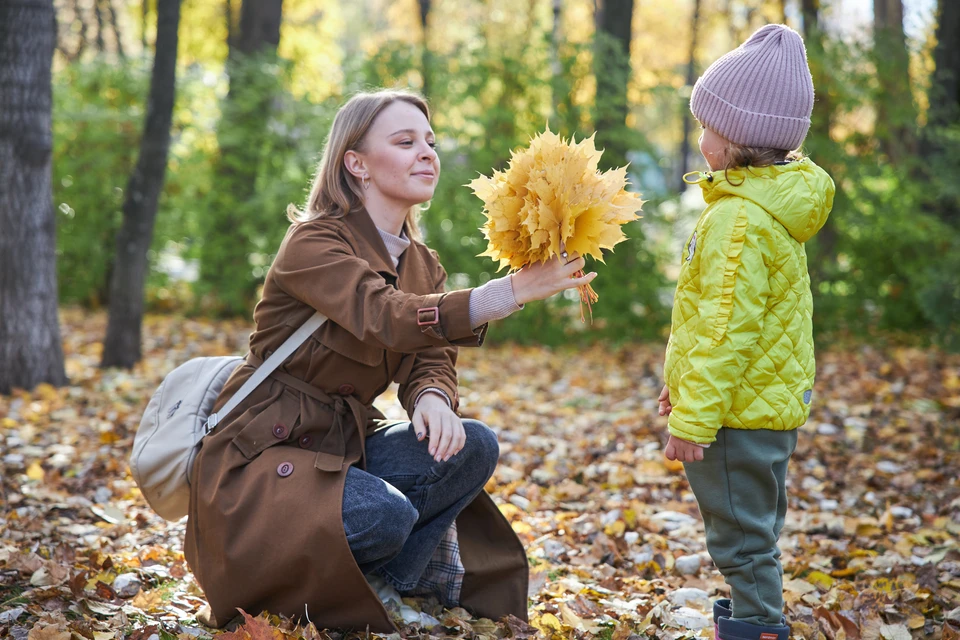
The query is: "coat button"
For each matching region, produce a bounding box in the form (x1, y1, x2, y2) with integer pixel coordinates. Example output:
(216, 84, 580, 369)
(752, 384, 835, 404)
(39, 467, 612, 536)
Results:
(338, 384, 355, 395)
(272, 423, 288, 439)
(298, 434, 313, 448)
(276, 462, 294, 477)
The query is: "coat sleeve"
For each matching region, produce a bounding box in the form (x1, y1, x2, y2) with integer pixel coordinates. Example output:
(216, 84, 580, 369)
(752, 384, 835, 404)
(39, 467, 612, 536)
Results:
(398, 259, 463, 417)
(272, 221, 485, 352)
(667, 203, 771, 444)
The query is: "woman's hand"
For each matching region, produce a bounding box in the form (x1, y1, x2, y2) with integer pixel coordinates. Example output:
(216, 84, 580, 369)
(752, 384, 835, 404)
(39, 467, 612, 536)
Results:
(658, 385, 672, 416)
(664, 434, 704, 462)
(510, 253, 597, 305)
(412, 393, 465, 462)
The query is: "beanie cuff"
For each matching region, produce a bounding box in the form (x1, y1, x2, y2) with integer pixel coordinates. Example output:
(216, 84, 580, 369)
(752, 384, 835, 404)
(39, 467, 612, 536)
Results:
(691, 84, 811, 151)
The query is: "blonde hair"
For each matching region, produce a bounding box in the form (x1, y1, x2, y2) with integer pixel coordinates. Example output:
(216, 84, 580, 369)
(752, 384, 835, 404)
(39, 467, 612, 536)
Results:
(287, 89, 431, 238)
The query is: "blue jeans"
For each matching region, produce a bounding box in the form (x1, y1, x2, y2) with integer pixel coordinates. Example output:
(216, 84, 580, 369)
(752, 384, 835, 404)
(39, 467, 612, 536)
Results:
(342, 419, 500, 592)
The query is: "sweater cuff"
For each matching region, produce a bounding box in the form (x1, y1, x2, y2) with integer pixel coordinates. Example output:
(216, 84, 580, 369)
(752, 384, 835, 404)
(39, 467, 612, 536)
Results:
(468, 275, 523, 329)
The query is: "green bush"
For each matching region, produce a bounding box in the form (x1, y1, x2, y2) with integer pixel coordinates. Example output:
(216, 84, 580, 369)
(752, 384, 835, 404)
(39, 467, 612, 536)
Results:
(50, 22, 958, 348)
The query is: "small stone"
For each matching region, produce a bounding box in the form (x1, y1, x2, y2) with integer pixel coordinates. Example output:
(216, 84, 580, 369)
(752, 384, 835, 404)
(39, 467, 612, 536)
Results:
(672, 606, 710, 629)
(419, 612, 441, 628)
(113, 573, 142, 598)
(496, 466, 524, 482)
(667, 587, 710, 608)
(877, 461, 903, 474)
(543, 539, 567, 560)
(650, 511, 698, 531)
(889, 506, 914, 519)
(624, 531, 640, 545)
(0, 607, 26, 623)
(2, 454, 24, 466)
(817, 422, 839, 435)
(557, 577, 585, 593)
(508, 494, 531, 511)
(844, 416, 869, 431)
(630, 550, 653, 564)
(9, 626, 30, 640)
(600, 509, 621, 526)
(675, 554, 702, 575)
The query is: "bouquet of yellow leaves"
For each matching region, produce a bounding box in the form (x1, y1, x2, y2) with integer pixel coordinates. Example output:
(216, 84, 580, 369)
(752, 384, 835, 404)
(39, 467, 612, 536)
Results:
(468, 128, 644, 322)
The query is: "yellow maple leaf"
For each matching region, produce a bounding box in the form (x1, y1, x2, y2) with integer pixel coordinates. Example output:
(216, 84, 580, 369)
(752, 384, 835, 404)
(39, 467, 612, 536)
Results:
(469, 127, 643, 319)
(26, 461, 44, 482)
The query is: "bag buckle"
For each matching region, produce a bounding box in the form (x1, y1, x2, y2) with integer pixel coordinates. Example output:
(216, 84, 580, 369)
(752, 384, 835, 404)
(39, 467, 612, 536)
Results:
(204, 413, 219, 434)
(417, 306, 440, 326)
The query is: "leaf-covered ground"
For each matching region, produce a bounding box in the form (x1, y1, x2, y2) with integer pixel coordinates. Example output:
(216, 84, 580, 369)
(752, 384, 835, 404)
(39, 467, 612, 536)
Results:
(2, 310, 960, 640)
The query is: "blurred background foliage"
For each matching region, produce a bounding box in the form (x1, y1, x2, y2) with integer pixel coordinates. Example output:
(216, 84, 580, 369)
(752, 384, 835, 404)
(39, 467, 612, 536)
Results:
(50, 0, 959, 347)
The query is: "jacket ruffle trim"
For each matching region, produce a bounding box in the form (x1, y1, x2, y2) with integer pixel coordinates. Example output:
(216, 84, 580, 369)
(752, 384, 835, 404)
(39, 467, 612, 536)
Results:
(711, 206, 749, 346)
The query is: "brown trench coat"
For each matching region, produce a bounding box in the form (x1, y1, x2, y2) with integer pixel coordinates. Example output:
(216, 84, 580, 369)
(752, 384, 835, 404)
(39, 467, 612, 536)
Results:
(183, 208, 529, 632)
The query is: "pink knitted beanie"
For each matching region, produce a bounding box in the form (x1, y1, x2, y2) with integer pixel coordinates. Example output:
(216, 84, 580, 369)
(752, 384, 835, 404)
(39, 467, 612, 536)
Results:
(690, 23, 815, 151)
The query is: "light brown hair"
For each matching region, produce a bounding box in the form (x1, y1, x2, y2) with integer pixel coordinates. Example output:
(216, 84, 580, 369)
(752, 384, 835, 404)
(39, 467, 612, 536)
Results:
(722, 141, 805, 185)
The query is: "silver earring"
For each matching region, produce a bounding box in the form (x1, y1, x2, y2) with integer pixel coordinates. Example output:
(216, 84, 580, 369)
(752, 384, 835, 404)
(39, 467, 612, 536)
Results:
(361, 175, 370, 190)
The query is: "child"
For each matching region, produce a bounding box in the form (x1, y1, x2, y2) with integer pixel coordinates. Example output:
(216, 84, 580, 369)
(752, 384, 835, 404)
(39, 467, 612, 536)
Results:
(659, 24, 835, 640)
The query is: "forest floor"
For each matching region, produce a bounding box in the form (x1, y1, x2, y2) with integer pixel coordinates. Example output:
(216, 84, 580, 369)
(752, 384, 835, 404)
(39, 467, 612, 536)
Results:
(2, 309, 959, 640)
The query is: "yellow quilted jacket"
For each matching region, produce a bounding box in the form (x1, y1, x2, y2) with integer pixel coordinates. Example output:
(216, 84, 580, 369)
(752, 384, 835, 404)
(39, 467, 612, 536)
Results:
(664, 158, 835, 444)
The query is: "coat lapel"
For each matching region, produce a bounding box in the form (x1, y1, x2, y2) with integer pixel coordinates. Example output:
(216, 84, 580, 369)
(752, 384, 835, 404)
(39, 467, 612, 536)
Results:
(343, 207, 399, 280)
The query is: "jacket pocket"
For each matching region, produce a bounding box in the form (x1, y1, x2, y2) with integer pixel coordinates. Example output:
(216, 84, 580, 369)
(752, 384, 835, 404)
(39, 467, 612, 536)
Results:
(314, 323, 384, 367)
(232, 394, 302, 460)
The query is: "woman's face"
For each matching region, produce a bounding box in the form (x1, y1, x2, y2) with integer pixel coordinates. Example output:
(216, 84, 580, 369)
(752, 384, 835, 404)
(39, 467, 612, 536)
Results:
(351, 101, 440, 207)
(698, 124, 728, 171)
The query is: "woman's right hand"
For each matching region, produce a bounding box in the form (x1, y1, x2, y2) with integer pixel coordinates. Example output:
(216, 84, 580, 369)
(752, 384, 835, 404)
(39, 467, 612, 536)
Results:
(510, 253, 597, 305)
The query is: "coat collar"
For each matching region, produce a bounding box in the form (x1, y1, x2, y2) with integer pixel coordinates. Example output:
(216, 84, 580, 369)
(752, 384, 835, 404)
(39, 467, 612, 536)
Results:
(343, 207, 399, 278)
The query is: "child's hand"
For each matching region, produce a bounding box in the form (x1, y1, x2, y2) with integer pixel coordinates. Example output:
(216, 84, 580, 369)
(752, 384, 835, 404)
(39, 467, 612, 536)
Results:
(658, 385, 672, 416)
(664, 435, 704, 462)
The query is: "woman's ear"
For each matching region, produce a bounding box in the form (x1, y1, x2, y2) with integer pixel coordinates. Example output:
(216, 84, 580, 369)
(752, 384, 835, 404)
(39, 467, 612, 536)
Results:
(343, 150, 366, 179)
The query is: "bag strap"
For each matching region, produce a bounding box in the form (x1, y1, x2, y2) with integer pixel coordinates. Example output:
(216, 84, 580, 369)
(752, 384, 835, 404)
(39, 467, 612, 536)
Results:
(204, 311, 328, 433)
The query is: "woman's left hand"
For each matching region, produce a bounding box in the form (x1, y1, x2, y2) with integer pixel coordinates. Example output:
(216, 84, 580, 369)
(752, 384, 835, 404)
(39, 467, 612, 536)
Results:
(413, 393, 466, 462)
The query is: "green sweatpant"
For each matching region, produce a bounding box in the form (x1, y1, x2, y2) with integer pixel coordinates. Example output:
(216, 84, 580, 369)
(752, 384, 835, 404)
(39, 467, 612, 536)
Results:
(683, 427, 798, 627)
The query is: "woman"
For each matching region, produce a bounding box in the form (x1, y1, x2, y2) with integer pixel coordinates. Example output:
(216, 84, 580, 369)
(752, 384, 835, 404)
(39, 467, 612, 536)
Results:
(184, 89, 595, 632)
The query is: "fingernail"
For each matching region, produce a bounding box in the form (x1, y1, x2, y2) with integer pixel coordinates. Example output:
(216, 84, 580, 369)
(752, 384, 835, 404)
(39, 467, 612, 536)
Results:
(416, 432, 424, 440)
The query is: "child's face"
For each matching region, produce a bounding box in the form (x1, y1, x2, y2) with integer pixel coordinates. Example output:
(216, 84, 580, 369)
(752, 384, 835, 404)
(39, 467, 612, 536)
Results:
(698, 124, 727, 171)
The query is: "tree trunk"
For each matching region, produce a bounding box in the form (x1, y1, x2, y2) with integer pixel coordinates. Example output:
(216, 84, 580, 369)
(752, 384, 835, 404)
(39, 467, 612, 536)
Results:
(593, 0, 635, 170)
(226, 0, 236, 52)
(232, 0, 281, 56)
(919, 0, 960, 224)
(801, 0, 838, 269)
(95, 0, 105, 52)
(678, 0, 701, 190)
(101, 0, 182, 368)
(107, 0, 126, 59)
(873, 0, 914, 162)
(927, 0, 960, 131)
(0, 0, 67, 394)
(802, 0, 831, 152)
(198, 0, 283, 316)
(418, 0, 431, 98)
(142, 0, 149, 50)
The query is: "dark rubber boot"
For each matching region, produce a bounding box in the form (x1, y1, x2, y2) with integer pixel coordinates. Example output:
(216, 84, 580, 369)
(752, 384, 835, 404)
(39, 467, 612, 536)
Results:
(713, 599, 732, 638)
(717, 616, 790, 640)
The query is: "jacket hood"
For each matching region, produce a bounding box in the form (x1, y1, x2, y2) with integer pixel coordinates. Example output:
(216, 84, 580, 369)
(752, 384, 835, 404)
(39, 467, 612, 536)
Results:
(684, 158, 835, 243)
